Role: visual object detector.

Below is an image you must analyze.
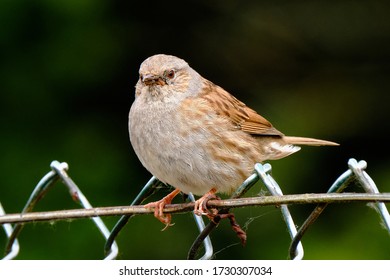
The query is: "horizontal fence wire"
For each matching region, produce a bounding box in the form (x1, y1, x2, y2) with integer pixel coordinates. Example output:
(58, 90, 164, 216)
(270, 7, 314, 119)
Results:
(289, 158, 390, 259)
(0, 203, 19, 260)
(1, 158, 390, 259)
(1, 161, 118, 260)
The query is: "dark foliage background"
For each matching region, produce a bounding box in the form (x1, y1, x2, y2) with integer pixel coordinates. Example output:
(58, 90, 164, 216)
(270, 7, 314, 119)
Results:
(1, 0, 389, 259)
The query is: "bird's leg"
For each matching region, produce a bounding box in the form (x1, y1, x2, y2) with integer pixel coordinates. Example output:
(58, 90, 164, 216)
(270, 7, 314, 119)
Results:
(144, 188, 181, 230)
(193, 188, 219, 217)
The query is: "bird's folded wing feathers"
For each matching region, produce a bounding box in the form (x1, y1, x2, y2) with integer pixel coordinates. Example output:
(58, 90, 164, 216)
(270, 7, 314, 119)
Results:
(200, 80, 284, 137)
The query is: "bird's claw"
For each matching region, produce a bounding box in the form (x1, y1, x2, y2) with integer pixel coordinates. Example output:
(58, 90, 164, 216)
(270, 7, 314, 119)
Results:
(193, 188, 219, 218)
(144, 189, 181, 230)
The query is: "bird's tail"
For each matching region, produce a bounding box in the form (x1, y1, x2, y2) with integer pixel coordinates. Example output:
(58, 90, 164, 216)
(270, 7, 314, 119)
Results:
(284, 136, 339, 146)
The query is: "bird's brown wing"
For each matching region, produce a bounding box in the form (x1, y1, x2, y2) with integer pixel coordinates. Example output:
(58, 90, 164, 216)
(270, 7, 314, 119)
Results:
(200, 80, 284, 137)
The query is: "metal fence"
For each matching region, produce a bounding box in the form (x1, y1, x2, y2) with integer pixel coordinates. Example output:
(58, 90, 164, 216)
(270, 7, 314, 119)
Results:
(1, 158, 390, 260)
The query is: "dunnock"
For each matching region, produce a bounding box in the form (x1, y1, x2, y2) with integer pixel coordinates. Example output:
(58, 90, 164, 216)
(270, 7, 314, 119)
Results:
(129, 54, 338, 227)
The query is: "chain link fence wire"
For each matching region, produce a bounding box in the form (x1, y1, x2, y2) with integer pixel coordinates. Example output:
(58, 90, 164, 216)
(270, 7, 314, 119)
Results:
(0, 203, 19, 260)
(1, 158, 390, 260)
(1, 161, 118, 260)
(289, 158, 390, 259)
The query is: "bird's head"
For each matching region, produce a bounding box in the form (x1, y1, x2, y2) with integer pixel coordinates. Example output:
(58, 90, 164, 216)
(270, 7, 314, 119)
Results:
(135, 54, 193, 98)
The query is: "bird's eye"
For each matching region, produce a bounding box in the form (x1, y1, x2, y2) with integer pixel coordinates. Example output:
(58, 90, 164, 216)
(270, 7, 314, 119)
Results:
(139, 74, 143, 81)
(165, 69, 175, 79)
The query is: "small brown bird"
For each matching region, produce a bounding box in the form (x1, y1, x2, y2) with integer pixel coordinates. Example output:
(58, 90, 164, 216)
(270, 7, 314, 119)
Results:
(129, 54, 338, 227)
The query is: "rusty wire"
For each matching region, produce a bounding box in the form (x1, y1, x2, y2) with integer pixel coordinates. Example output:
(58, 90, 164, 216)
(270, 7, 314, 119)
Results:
(1, 158, 390, 259)
(1, 161, 118, 260)
(288, 158, 390, 259)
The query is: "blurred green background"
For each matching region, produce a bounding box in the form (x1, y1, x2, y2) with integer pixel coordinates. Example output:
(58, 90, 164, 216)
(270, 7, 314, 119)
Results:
(1, 0, 390, 259)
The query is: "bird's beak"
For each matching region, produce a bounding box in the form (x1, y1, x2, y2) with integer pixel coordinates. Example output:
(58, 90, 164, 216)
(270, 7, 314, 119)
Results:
(142, 74, 166, 86)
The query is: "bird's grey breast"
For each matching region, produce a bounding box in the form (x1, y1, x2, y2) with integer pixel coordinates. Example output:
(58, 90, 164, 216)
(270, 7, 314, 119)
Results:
(129, 92, 188, 180)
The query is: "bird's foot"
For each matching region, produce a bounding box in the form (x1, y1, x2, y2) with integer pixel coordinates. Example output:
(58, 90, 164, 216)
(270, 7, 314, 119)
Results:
(193, 188, 246, 245)
(193, 188, 219, 218)
(144, 189, 181, 231)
